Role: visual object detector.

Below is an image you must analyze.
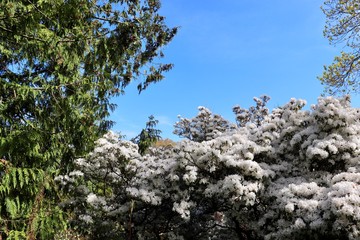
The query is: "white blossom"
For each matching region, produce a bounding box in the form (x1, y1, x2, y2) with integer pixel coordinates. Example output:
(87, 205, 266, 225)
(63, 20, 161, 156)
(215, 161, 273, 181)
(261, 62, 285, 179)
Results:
(56, 95, 360, 239)
(79, 214, 93, 224)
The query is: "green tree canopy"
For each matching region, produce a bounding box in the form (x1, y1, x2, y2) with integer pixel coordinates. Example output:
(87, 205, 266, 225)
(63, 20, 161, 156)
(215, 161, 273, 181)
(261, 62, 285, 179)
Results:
(0, 0, 176, 238)
(320, 0, 360, 94)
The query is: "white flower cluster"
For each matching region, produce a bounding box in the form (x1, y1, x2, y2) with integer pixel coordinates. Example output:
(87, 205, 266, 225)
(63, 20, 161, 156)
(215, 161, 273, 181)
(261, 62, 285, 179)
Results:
(257, 96, 360, 240)
(173, 106, 236, 142)
(56, 96, 360, 240)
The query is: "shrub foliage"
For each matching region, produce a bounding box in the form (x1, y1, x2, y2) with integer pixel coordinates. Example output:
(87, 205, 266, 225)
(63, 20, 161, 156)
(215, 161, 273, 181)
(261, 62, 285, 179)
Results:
(57, 95, 360, 240)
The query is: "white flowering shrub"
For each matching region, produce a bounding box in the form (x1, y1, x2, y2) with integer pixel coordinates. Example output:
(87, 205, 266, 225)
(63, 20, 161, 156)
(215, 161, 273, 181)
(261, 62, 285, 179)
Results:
(257, 96, 360, 240)
(173, 106, 236, 142)
(55, 131, 140, 239)
(233, 95, 271, 127)
(56, 96, 360, 240)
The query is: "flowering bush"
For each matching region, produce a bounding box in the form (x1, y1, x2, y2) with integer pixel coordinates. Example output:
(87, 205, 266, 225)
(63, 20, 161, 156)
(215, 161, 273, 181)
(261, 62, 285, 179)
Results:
(56, 96, 360, 240)
(173, 106, 236, 142)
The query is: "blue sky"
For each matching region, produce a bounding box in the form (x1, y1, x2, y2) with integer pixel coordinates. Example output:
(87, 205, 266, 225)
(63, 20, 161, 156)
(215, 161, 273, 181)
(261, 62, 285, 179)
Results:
(110, 0, 360, 140)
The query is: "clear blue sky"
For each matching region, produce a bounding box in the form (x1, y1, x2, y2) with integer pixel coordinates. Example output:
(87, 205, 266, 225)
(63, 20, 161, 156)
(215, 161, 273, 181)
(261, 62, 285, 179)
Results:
(110, 0, 360, 140)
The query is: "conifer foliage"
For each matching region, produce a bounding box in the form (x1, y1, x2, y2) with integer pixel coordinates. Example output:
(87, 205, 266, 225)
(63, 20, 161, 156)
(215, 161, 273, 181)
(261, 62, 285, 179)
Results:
(320, 0, 360, 94)
(0, 0, 177, 239)
(132, 115, 162, 155)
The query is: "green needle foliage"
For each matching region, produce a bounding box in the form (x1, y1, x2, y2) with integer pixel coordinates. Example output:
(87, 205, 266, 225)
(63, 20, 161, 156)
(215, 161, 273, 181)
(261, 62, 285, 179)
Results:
(132, 115, 162, 155)
(319, 0, 360, 94)
(0, 0, 177, 239)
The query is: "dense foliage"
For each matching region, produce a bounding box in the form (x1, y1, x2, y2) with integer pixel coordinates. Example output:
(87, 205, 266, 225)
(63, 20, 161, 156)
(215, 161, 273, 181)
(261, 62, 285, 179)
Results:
(174, 106, 235, 142)
(132, 115, 162, 155)
(57, 95, 360, 239)
(0, 0, 176, 239)
(320, 0, 360, 94)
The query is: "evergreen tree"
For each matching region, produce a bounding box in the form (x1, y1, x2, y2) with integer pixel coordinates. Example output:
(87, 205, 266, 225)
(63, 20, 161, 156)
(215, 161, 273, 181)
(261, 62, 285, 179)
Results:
(0, 0, 176, 238)
(132, 115, 162, 155)
(319, 0, 360, 94)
